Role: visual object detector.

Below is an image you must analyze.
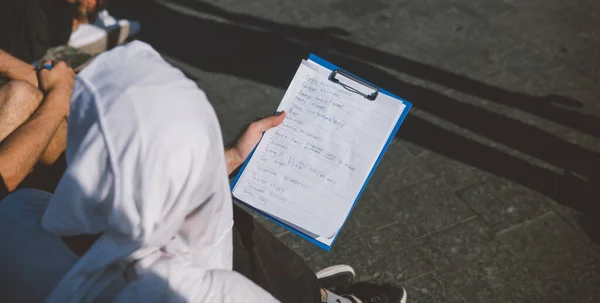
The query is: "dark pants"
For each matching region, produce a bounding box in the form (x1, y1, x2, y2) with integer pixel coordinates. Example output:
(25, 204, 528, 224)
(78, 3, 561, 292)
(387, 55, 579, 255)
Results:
(0, 0, 75, 62)
(233, 205, 321, 303)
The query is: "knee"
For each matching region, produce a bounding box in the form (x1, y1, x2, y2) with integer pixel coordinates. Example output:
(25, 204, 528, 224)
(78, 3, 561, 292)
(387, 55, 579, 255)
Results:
(3, 80, 43, 111)
(4, 80, 42, 100)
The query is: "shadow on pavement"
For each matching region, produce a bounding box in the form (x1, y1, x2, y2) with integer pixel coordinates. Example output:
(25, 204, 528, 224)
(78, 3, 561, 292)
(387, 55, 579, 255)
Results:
(109, 0, 600, 242)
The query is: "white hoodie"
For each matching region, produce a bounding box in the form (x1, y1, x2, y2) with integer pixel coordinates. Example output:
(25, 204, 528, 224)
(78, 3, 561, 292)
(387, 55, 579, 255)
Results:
(40, 41, 278, 302)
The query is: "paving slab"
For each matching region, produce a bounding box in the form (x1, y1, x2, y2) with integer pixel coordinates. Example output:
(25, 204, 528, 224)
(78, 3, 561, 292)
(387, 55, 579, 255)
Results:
(457, 178, 552, 232)
(418, 218, 515, 290)
(497, 212, 600, 282)
(109, 0, 600, 300)
(531, 257, 600, 303)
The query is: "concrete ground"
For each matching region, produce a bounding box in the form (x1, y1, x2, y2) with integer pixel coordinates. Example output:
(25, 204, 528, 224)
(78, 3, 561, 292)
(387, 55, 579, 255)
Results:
(112, 0, 600, 301)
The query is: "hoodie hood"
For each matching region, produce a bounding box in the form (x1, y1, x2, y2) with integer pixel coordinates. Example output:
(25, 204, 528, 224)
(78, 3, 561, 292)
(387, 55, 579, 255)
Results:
(39, 42, 274, 302)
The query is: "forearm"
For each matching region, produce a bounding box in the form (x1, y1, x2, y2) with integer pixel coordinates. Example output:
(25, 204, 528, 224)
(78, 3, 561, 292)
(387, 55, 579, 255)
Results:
(0, 90, 67, 190)
(224, 148, 243, 175)
(39, 118, 68, 165)
(0, 50, 38, 87)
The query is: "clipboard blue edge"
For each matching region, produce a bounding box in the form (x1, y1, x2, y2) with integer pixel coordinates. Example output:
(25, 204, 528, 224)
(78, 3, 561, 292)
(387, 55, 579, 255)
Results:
(231, 54, 412, 252)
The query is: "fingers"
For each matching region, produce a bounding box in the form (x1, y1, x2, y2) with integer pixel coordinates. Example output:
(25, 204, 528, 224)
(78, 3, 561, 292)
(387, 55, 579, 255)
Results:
(50, 61, 70, 73)
(38, 60, 54, 80)
(42, 60, 53, 70)
(249, 111, 286, 133)
(37, 61, 74, 94)
(53, 61, 68, 69)
(38, 64, 51, 90)
(38, 61, 71, 76)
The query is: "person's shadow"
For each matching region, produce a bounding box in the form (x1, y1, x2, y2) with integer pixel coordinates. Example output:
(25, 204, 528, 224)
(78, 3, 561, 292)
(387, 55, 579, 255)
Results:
(108, 0, 600, 242)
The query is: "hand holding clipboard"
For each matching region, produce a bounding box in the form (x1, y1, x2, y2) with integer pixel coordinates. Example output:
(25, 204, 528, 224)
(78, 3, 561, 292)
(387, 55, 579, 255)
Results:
(232, 54, 412, 251)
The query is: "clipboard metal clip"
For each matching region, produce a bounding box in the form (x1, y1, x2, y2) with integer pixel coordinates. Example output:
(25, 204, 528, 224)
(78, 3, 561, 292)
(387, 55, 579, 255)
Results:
(329, 69, 379, 101)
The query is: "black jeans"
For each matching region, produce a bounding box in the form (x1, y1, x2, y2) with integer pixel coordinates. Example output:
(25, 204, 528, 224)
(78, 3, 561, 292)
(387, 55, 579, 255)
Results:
(233, 205, 321, 303)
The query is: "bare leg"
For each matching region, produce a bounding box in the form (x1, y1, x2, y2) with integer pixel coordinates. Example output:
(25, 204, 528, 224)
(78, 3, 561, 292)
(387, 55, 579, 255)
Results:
(0, 81, 67, 166)
(0, 81, 44, 142)
(0, 80, 69, 191)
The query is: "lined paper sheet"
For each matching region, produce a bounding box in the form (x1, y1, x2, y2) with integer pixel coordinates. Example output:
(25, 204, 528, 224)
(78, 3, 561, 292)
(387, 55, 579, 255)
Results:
(232, 60, 405, 242)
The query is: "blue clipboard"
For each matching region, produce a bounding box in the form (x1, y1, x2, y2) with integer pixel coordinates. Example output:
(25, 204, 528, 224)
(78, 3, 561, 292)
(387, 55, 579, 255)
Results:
(231, 54, 412, 251)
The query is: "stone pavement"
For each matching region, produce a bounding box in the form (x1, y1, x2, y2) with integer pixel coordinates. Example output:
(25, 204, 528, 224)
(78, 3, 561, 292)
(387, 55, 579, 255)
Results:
(111, 0, 600, 301)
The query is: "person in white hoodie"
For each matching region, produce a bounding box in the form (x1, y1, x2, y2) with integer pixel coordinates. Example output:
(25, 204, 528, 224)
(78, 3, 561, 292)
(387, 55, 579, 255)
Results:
(0, 41, 406, 303)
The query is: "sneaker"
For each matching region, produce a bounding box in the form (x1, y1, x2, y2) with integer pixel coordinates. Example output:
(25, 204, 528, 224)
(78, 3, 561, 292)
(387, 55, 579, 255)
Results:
(316, 264, 356, 292)
(343, 282, 407, 303)
(95, 10, 118, 27)
(68, 10, 141, 55)
(95, 10, 141, 37)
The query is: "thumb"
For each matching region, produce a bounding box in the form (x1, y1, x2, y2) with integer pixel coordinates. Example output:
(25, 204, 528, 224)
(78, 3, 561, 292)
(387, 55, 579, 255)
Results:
(38, 60, 53, 78)
(38, 69, 51, 91)
(251, 111, 286, 132)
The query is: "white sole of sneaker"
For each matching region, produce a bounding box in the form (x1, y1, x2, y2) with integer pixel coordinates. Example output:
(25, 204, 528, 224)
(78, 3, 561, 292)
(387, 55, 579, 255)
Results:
(316, 264, 356, 279)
